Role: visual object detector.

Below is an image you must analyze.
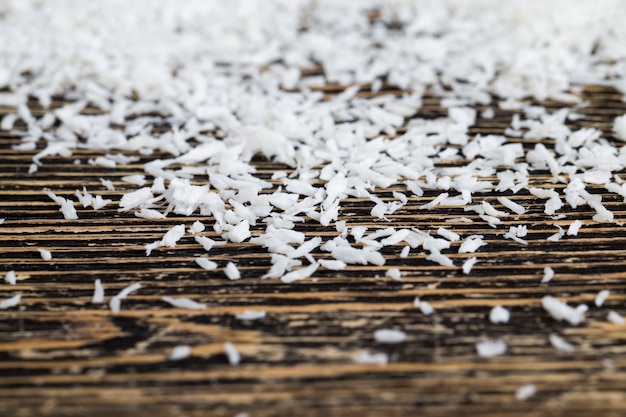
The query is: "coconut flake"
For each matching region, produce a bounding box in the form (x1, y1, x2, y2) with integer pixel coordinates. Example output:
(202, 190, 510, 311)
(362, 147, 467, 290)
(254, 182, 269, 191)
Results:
(235, 310, 266, 320)
(607, 311, 625, 325)
(162, 296, 206, 310)
(374, 329, 406, 344)
(476, 340, 507, 358)
(0, 294, 21, 309)
(541, 296, 586, 325)
(195, 257, 218, 271)
(225, 262, 241, 280)
(352, 351, 389, 365)
(595, 290, 610, 307)
(38, 248, 52, 261)
(92, 279, 104, 303)
(462, 257, 478, 274)
(4, 270, 16, 285)
(414, 297, 434, 316)
(515, 384, 537, 401)
(541, 267, 554, 283)
(549, 334, 574, 352)
(489, 305, 510, 324)
(224, 342, 241, 366)
(169, 345, 192, 361)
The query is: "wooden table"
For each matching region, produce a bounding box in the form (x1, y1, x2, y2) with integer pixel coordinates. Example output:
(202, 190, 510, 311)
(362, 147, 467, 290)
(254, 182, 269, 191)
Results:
(1, 84, 626, 417)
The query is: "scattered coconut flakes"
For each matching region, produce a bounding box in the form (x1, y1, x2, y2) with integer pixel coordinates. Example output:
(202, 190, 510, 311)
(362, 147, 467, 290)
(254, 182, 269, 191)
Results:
(224, 342, 241, 366)
(0, 294, 21, 310)
(374, 329, 406, 344)
(4, 270, 16, 285)
(607, 311, 625, 325)
(489, 305, 510, 324)
(414, 297, 434, 315)
(92, 279, 104, 303)
(319, 259, 346, 271)
(225, 262, 241, 280)
(162, 296, 206, 310)
(541, 267, 555, 283)
(566, 220, 583, 236)
(476, 339, 507, 358)
(235, 310, 266, 320)
(541, 296, 587, 325)
(38, 248, 52, 261)
(385, 268, 402, 281)
(595, 290, 610, 308)
(462, 257, 478, 275)
(195, 257, 218, 271)
(352, 351, 389, 365)
(515, 384, 537, 401)
(169, 345, 192, 361)
(549, 334, 574, 352)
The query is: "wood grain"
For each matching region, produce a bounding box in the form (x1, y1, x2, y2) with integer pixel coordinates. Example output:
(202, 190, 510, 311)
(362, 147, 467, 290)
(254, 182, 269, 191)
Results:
(1, 84, 626, 417)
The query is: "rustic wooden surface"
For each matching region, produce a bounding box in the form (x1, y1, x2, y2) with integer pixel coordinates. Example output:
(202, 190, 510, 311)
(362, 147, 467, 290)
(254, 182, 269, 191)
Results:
(1, 83, 626, 417)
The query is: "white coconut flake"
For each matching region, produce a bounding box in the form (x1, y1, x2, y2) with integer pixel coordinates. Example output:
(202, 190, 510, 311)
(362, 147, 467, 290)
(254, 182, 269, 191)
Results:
(169, 345, 192, 361)
(195, 257, 218, 271)
(566, 220, 582, 236)
(385, 268, 402, 281)
(38, 248, 52, 261)
(613, 114, 626, 141)
(595, 290, 610, 308)
(374, 329, 406, 344)
(541, 296, 586, 325)
(4, 270, 16, 285)
(225, 262, 241, 280)
(476, 339, 507, 358)
(462, 257, 478, 275)
(541, 267, 555, 283)
(437, 227, 460, 242)
(399, 246, 411, 258)
(92, 279, 104, 303)
(161, 224, 185, 247)
(352, 351, 389, 365)
(235, 310, 266, 320)
(44, 188, 78, 220)
(0, 294, 21, 310)
(281, 263, 318, 283)
(319, 259, 346, 271)
(549, 334, 574, 352)
(515, 384, 537, 401)
(224, 342, 241, 366)
(109, 283, 141, 314)
(607, 311, 625, 325)
(162, 296, 206, 310)
(189, 221, 205, 234)
(489, 305, 510, 324)
(225, 220, 251, 243)
(497, 197, 526, 215)
(414, 297, 434, 316)
(459, 235, 487, 254)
